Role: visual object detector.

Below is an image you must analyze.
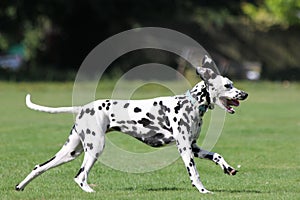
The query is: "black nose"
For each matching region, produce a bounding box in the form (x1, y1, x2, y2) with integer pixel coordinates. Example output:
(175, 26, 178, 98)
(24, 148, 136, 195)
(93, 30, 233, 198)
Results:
(241, 91, 248, 100)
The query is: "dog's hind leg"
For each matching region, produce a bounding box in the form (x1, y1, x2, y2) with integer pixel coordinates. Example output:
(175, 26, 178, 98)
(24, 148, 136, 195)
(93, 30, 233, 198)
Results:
(15, 126, 83, 191)
(74, 126, 106, 192)
(74, 153, 97, 192)
(73, 133, 105, 192)
(191, 141, 238, 176)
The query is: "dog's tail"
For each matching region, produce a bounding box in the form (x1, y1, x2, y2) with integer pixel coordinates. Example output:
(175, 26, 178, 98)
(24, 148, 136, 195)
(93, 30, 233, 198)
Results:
(25, 94, 81, 114)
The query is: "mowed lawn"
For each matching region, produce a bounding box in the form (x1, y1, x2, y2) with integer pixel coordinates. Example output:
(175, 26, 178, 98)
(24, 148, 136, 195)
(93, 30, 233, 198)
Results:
(0, 81, 299, 200)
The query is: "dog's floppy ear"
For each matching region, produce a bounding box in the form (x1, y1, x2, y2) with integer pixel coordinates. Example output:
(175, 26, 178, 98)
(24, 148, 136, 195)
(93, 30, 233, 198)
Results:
(201, 55, 213, 68)
(196, 55, 217, 82)
(196, 67, 217, 82)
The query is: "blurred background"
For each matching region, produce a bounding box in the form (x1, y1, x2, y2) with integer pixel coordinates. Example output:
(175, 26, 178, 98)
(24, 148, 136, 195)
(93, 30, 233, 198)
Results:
(0, 0, 300, 81)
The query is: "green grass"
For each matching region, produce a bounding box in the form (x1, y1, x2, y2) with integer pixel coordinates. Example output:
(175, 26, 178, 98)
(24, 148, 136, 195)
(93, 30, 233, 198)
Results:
(0, 81, 300, 199)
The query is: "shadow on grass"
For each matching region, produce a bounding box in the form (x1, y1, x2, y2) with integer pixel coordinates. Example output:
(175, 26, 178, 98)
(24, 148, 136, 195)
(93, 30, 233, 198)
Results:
(122, 187, 266, 194)
(145, 187, 186, 191)
(123, 187, 187, 191)
(213, 189, 266, 194)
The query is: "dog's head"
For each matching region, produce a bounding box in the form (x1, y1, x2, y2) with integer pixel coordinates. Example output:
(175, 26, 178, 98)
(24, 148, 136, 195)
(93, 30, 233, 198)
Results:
(196, 56, 248, 114)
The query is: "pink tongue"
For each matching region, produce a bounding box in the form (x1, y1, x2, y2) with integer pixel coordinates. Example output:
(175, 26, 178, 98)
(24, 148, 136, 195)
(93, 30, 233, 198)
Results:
(228, 99, 239, 106)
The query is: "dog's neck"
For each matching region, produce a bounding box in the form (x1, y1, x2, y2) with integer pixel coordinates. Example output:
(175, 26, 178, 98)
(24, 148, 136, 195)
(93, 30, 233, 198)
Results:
(188, 81, 214, 111)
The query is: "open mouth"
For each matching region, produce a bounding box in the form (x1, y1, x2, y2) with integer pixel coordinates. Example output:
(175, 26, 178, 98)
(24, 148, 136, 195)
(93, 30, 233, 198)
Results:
(219, 97, 240, 114)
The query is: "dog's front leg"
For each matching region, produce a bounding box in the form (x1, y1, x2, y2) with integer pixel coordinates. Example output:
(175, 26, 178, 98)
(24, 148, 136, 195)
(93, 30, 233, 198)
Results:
(211, 152, 238, 176)
(177, 140, 212, 194)
(191, 142, 238, 176)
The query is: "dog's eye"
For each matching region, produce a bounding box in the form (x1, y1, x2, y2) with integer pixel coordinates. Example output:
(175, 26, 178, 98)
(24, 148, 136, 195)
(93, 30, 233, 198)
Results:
(224, 84, 232, 89)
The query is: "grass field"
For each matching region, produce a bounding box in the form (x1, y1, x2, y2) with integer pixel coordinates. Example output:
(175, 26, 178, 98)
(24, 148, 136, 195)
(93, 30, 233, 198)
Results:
(0, 80, 299, 200)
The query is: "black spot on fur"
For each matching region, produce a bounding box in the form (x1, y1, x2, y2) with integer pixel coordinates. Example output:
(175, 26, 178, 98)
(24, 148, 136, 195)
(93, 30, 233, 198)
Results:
(98, 106, 102, 110)
(186, 167, 192, 176)
(165, 116, 170, 126)
(70, 151, 76, 156)
(190, 158, 195, 166)
(124, 103, 129, 108)
(69, 128, 74, 135)
(183, 113, 190, 124)
(138, 118, 152, 127)
(39, 156, 56, 167)
(75, 167, 84, 178)
(79, 109, 84, 119)
(87, 143, 93, 150)
(146, 112, 155, 120)
(146, 125, 160, 131)
(179, 148, 182, 154)
(90, 108, 95, 115)
(126, 120, 137, 124)
(134, 107, 142, 113)
(174, 103, 181, 114)
(79, 130, 85, 141)
(158, 109, 164, 115)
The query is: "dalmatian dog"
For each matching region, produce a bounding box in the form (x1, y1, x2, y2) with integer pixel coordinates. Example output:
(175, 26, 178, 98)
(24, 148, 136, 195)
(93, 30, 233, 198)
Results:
(15, 55, 248, 194)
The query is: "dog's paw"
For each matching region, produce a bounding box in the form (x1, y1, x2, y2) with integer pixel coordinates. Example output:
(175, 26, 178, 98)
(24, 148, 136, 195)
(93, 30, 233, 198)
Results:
(74, 178, 95, 193)
(15, 184, 24, 191)
(200, 188, 213, 194)
(223, 166, 238, 176)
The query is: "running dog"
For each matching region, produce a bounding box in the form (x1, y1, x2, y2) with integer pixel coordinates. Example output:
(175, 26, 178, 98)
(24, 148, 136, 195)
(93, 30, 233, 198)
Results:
(16, 55, 248, 194)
